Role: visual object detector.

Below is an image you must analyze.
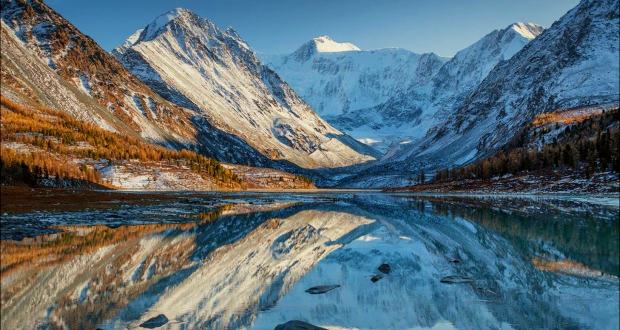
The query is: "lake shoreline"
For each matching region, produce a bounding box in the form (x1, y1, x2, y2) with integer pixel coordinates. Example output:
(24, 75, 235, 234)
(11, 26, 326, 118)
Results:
(3, 186, 618, 214)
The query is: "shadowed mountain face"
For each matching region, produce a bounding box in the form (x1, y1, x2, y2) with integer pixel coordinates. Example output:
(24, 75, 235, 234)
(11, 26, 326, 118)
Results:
(1, 192, 617, 329)
(406, 0, 620, 168)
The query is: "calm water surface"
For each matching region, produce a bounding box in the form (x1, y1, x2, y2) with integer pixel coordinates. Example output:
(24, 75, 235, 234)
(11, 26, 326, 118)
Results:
(1, 192, 618, 329)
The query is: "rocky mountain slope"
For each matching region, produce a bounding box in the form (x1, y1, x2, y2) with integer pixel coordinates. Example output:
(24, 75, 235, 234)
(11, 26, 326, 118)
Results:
(0, 0, 197, 146)
(113, 9, 378, 169)
(0, 96, 246, 190)
(403, 0, 619, 166)
(393, 106, 619, 194)
(339, 0, 619, 187)
(1, 13, 276, 171)
(1, 0, 273, 169)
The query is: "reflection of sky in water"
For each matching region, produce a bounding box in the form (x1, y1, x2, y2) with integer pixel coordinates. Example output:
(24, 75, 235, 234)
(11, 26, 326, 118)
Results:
(1, 193, 618, 329)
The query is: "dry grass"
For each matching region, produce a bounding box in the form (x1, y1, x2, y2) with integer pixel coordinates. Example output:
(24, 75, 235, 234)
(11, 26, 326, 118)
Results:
(531, 108, 604, 126)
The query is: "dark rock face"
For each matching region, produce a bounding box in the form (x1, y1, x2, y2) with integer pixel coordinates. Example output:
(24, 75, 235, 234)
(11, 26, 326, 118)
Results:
(139, 314, 169, 328)
(305, 285, 340, 294)
(274, 320, 327, 330)
(378, 263, 391, 274)
(370, 274, 384, 283)
(440, 275, 474, 284)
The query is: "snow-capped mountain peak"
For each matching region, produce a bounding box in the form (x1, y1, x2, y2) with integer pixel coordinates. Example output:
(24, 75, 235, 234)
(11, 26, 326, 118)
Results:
(113, 28, 144, 55)
(113, 8, 201, 56)
(450, 21, 544, 67)
(422, 21, 545, 104)
(290, 35, 360, 62)
(262, 21, 544, 153)
(509, 22, 544, 39)
(312, 35, 361, 53)
(141, 7, 193, 40)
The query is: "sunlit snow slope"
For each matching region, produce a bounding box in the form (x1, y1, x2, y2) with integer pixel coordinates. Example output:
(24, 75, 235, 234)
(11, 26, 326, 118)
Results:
(114, 9, 379, 169)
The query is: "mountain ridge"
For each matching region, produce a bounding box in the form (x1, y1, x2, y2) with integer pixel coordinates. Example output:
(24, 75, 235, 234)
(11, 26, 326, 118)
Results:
(337, 0, 619, 188)
(113, 8, 379, 169)
(262, 22, 543, 151)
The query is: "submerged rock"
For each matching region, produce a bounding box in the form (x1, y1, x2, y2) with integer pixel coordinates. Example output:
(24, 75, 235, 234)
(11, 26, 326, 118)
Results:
(305, 285, 340, 294)
(275, 320, 327, 330)
(448, 258, 461, 264)
(440, 275, 474, 284)
(378, 263, 391, 274)
(370, 274, 384, 283)
(139, 314, 169, 328)
(473, 286, 498, 298)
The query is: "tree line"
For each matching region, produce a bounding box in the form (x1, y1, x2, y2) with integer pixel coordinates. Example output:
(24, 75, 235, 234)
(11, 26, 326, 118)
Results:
(432, 108, 620, 183)
(0, 97, 241, 187)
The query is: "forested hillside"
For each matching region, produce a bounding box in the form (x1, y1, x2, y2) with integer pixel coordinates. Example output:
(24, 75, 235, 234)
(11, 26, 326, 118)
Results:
(0, 97, 241, 188)
(433, 108, 619, 182)
(398, 107, 619, 193)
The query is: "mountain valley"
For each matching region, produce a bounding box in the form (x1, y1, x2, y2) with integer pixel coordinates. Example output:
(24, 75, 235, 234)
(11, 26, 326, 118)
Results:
(0, 0, 618, 191)
(1, 2, 619, 329)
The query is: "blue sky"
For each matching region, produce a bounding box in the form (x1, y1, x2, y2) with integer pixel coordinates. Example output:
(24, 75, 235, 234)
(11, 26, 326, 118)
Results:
(47, 0, 579, 57)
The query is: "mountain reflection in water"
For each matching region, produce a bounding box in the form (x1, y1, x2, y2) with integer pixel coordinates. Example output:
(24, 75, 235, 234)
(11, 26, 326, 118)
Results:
(0, 192, 618, 329)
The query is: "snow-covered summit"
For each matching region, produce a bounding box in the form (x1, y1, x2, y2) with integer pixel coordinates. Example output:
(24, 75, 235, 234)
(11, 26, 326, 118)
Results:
(112, 28, 144, 56)
(141, 7, 192, 40)
(290, 35, 360, 61)
(509, 22, 544, 39)
(312, 35, 361, 53)
(414, 21, 545, 111)
(113, 8, 197, 56)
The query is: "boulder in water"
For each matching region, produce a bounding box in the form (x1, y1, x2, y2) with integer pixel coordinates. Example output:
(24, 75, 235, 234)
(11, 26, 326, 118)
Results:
(378, 263, 391, 274)
(274, 320, 327, 330)
(139, 314, 169, 328)
(305, 285, 340, 294)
